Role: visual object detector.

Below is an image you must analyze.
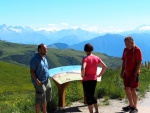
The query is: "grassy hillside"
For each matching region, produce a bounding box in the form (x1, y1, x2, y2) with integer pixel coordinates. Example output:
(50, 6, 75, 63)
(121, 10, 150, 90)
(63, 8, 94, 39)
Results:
(0, 61, 32, 93)
(0, 40, 122, 68)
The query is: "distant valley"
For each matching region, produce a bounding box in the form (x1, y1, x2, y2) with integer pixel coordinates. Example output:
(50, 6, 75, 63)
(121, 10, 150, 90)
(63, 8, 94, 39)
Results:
(48, 33, 150, 62)
(0, 40, 122, 69)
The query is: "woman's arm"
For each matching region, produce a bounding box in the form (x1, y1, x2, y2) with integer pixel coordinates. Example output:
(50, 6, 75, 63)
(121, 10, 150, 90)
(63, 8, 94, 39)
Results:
(81, 62, 87, 78)
(98, 60, 107, 77)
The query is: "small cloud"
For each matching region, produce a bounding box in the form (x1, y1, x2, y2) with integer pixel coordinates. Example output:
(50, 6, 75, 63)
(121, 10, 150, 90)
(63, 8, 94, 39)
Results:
(138, 25, 150, 30)
(48, 24, 58, 27)
(81, 25, 100, 32)
(34, 24, 60, 31)
(85, 26, 98, 31)
(72, 26, 79, 29)
(81, 24, 88, 27)
(61, 23, 69, 26)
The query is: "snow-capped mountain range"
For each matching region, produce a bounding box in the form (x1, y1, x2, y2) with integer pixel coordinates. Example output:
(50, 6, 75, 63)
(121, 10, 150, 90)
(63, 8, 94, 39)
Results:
(0, 24, 150, 62)
(0, 24, 100, 45)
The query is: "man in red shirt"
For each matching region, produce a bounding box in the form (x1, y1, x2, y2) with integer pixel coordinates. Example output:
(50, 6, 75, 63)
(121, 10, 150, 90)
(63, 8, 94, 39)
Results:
(120, 36, 142, 113)
(81, 43, 107, 113)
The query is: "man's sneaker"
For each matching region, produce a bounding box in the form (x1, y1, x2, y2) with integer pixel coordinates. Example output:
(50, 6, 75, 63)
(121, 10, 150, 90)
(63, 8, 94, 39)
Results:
(129, 107, 138, 113)
(122, 105, 131, 111)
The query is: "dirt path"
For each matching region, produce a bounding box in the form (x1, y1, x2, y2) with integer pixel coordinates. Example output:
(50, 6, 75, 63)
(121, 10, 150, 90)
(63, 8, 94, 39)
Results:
(53, 92, 150, 113)
(138, 91, 150, 113)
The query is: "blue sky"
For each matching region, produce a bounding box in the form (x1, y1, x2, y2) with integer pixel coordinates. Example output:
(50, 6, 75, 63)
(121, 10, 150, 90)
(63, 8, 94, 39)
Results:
(0, 0, 150, 33)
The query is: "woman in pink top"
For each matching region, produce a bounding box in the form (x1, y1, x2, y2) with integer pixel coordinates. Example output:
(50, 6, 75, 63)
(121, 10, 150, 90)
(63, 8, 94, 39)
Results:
(81, 43, 107, 113)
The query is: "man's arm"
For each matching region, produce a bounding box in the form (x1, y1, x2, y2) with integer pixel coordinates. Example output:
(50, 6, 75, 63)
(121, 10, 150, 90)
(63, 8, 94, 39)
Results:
(134, 48, 142, 76)
(30, 69, 41, 86)
(120, 60, 125, 78)
(134, 60, 142, 76)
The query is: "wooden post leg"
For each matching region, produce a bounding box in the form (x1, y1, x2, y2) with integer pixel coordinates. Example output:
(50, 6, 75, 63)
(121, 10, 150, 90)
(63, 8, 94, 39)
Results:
(53, 79, 70, 107)
(58, 82, 70, 107)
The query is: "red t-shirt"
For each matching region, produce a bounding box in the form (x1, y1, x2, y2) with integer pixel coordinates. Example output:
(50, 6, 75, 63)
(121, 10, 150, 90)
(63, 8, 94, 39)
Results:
(122, 46, 142, 76)
(82, 54, 102, 81)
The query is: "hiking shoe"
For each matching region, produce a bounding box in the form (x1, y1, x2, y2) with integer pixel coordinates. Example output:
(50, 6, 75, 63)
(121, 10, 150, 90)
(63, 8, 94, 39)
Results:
(122, 105, 131, 111)
(129, 107, 138, 113)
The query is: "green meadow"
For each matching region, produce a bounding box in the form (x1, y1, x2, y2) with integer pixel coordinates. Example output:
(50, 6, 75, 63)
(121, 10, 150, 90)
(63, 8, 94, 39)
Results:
(0, 60, 150, 113)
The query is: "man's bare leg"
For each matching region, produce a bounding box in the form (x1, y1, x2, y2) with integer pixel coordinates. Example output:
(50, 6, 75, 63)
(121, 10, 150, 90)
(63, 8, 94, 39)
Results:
(36, 103, 40, 113)
(131, 88, 138, 109)
(42, 102, 47, 113)
(125, 87, 134, 107)
(94, 103, 99, 113)
(88, 105, 93, 113)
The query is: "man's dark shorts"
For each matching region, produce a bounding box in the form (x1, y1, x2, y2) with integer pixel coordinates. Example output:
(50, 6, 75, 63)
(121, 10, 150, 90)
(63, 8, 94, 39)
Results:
(123, 74, 139, 88)
(34, 79, 52, 104)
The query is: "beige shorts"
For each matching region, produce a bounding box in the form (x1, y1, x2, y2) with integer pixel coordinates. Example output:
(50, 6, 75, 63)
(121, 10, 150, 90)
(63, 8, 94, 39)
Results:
(34, 79, 52, 104)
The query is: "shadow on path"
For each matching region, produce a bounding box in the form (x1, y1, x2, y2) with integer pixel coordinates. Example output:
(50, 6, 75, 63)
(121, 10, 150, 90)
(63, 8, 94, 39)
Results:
(114, 109, 128, 113)
(53, 105, 87, 113)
